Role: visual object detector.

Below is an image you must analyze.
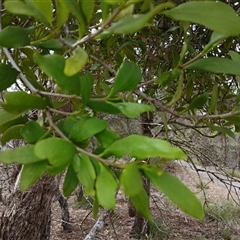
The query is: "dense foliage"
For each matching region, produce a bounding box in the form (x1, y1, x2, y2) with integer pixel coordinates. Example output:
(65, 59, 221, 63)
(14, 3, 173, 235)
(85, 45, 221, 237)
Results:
(1, 0, 240, 221)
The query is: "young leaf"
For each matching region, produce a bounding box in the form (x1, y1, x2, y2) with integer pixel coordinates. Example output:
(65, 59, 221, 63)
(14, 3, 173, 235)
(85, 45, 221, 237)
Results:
(20, 161, 47, 191)
(21, 121, 49, 144)
(2, 92, 48, 114)
(0, 63, 18, 91)
(96, 164, 118, 209)
(0, 26, 30, 48)
(80, 73, 94, 106)
(102, 135, 187, 159)
(210, 125, 235, 139)
(72, 154, 96, 196)
(109, 61, 142, 97)
(164, 1, 240, 36)
(0, 145, 42, 164)
(34, 53, 81, 95)
(64, 47, 88, 76)
(95, 129, 120, 148)
(63, 164, 79, 197)
(144, 168, 204, 220)
(69, 118, 108, 143)
(34, 138, 76, 169)
(1, 124, 24, 146)
(185, 58, 240, 75)
(109, 102, 154, 118)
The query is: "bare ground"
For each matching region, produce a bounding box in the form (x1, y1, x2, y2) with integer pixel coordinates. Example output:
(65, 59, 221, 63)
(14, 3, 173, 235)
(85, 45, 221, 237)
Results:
(50, 162, 240, 240)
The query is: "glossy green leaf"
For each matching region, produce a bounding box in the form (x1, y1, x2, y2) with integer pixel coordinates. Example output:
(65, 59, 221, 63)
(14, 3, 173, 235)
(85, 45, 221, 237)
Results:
(185, 57, 240, 75)
(210, 125, 235, 139)
(96, 164, 118, 209)
(0, 64, 18, 91)
(164, 1, 240, 36)
(64, 47, 88, 76)
(187, 92, 209, 110)
(2, 92, 48, 114)
(121, 163, 143, 196)
(34, 53, 81, 95)
(20, 161, 47, 191)
(69, 118, 108, 143)
(0, 145, 42, 164)
(95, 129, 120, 148)
(109, 61, 142, 97)
(0, 26, 30, 48)
(35, 138, 76, 169)
(109, 102, 154, 118)
(55, 0, 69, 28)
(21, 121, 49, 144)
(80, 73, 94, 106)
(144, 168, 204, 219)
(102, 135, 187, 159)
(72, 154, 96, 196)
(63, 164, 79, 197)
(1, 124, 24, 146)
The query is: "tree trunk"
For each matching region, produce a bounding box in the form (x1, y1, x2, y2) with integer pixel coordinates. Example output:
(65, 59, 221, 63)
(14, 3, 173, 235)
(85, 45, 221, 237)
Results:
(0, 173, 59, 240)
(129, 111, 153, 239)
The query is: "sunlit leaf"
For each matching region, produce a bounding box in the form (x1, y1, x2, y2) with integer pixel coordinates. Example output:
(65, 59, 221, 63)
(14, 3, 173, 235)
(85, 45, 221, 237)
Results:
(55, 0, 69, 28)
(102, 135, 187, 159)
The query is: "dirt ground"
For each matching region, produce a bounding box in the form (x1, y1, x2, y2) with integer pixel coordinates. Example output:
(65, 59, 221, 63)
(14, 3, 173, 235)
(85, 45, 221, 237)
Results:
(50, 162, 240, 240)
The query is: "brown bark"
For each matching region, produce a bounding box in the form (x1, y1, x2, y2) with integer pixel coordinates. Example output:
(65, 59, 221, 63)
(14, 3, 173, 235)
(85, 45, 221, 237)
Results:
(0, 174, 59, 240)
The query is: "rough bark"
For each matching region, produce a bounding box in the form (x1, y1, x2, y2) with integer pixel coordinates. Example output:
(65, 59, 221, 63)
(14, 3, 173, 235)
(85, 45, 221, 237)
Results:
(0, 173, 59, 240)
(129, 111, 153, 239)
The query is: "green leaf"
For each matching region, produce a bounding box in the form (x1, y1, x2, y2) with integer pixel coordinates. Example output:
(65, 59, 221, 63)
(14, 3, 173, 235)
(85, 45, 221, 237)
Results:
(69, 118, 108, 143)
(0, 115, 28, 134)
(121, 163, 144, 196)
(109, 61, 142, 97)
(57, 117, 78, 137)
(229, 50, 240, 62)
(2, 92, 48, 114)
(0, 145, 42, 164)
(96, 164, 118, 209)
(129, 189, 152, 220)
(64, 47, 88, 76)
(208, 83, 218, 114)
(185, 57, 240, 75)
(164, 1, 240, 36)
(187, 92, 209, 110)
(0, 26, 30, 48)
(63, 164, 79, 197)
(109, 102, 154, 118)
(95, 129, 120, 148)
(121, 163, 152, 220)
(21, 121, 49, 144)
(34, 53, 81, 95)
(20, 161, 47, 191)
(35, 138, 76, 169)
(1, 124, 24, 146)
(79, 0, 95, 24)
(31, 39, 64, 50)
(80, 73, 94, 106)
(102, 135, 187, 159)
(0, 64, 18, 91)
(144, 168, 204, 220)
(4, 0, 34, 16)
(55, 0, 69, 29)
(72, 154, 96, 196)
(210, 125, 235, 139)
(87, 101, 121, 114)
